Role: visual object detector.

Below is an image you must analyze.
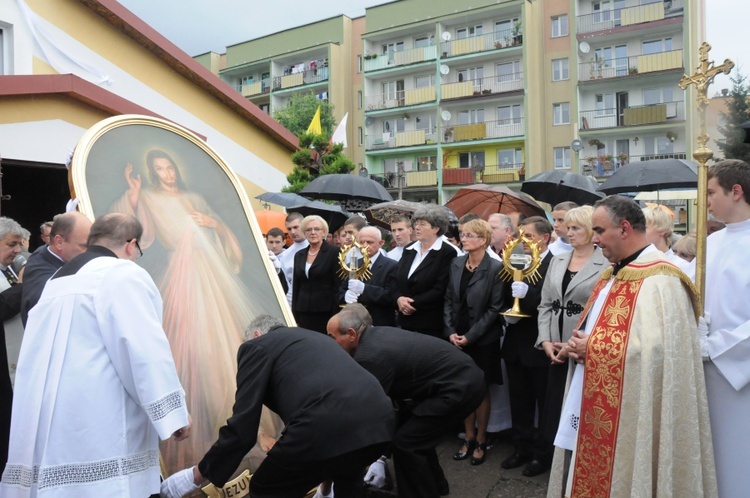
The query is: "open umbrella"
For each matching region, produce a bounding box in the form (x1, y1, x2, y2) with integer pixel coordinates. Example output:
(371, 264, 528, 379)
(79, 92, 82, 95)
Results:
(364, 199, 424, 229)
(300, 174, 393, 203)
(256, 192, 310, 209)
(254, 210, 287, 235)
(287, 201, 353, 234)
(598, 158, 698, 194)
(521, 171, 604, 206)
(445, 184, 546, 220)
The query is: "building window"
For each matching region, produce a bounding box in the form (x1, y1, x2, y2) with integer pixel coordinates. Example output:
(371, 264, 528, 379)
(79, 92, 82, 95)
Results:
(496, 60, 521, 83)
(642, 38, 672, 55)
(358, 127, 364, 146)
(459, 151, 485, 169)
(498, 148, 523, 168)
(357, 55, 362, 73)
(595, 93, 615, 116)
(554, 147, 571, 169)
(553, 103, 570, 125)
(416, 155, 437, 171)
(414, 35, 434, 47)
(358, 90, 363, 109)
(551, 15, 569, 38)
(552, 58, 569, 81)
(456, 25, 483, 39)
(415, 74, 436, 88)
(0, 27, 5, 75)
(260, 103, 270, 115)
(458, 109, 485, 125)
(416, 115, 436, 132)
(497, 104, 522, 124)
(382, 41, 404, 55)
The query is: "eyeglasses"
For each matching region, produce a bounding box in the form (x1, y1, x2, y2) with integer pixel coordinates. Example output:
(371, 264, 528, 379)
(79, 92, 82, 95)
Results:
(304, 227, 324, 233)
(413, 221, 431, 228)
(130, 238, 143, 259)
(459, 232, 482, 239)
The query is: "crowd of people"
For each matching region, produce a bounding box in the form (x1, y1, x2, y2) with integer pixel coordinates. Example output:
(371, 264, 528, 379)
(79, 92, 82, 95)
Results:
(0, 159, 748, 498)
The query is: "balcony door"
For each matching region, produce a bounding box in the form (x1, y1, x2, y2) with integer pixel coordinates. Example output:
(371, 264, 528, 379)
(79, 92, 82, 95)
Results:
(617, 92, 629, 126)
(382, 80, 405, 107)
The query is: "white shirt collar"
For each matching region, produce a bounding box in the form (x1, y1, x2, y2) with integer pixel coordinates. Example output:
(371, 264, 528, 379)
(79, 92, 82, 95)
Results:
(46, 245, 65, 262)
(407, 237, 443, 254)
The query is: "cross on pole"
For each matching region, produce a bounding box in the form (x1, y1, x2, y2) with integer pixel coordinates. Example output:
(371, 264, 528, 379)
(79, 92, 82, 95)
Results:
(678, 42, 734, 311)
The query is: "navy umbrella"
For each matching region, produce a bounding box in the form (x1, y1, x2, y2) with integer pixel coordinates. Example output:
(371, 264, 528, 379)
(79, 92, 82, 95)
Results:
(598, 159, 698, 194)
(521, 171, 604, 206)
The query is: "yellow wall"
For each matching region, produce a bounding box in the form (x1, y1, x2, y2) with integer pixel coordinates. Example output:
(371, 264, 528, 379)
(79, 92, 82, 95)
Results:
(443, 142, 525, 169)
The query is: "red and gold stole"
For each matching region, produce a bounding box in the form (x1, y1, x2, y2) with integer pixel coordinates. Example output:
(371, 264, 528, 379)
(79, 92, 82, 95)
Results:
(570, 267, 643, 498)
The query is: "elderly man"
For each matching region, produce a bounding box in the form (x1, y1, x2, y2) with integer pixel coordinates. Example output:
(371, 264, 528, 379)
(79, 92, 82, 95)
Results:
(38, 221, 53, 246)
(20, 212, 92, 325)
(386, 215, 414, 262)
(548, 196, 716, 497)
(488, 213, 514, 256)
(328, 304, 484, 498)
(278, 212, 308, 306)
(338, 226, 398, 326)
(0, 218, 24, 475)
(162, 315, 394, 498)
(1, 213, 191, 497)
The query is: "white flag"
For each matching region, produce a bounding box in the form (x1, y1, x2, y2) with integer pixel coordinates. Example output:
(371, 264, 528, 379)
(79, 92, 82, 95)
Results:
(330, 113, 348, 148)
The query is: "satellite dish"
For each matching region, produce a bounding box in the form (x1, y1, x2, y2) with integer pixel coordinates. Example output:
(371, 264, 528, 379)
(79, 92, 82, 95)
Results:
(571, 139, 583, 152)
(441, 110, 452, 121)
(439, 64, 450, 75)
(579, 41, 590, 54)
(365, 117, 375, 127)
(441, 31, 452, 41)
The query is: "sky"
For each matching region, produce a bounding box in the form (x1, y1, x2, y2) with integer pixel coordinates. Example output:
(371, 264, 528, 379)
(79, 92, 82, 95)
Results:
(118, 0, 743, 92)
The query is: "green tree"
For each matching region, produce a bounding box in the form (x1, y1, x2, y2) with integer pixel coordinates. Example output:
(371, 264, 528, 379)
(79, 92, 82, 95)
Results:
(281, 133, 355, 193)
(716, 73, 750, 163)
(273, 93, 336, 137)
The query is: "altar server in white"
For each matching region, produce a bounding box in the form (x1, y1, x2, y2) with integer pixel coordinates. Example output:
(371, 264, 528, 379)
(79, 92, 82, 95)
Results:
(692, 159, 750, 498)
(0, 213, 190, 498)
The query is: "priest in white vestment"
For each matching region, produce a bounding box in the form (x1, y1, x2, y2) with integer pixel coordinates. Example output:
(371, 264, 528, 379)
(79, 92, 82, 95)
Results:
(689, 160, 750, 498)
(0, 214, 190, 498)
(547, 196, 716, 498)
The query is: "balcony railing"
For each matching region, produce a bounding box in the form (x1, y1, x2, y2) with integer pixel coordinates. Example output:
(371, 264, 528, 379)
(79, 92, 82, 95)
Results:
(369, 171, 438, 188)
(577, 0, 684, 35)
(581, 152, 687, 177)
(442, 117, 524, 143)
(441, 72, 524, 100)
(272, 67, 329, 90)
(579, 49, 683, 81)
(364, 45, 437, 72)
(365, 86, 437, 111)
(580, 101, 685, 130)
(238, 78, 271, 97)
(440, 29, 521, 58)
(365, 128, 438, 150)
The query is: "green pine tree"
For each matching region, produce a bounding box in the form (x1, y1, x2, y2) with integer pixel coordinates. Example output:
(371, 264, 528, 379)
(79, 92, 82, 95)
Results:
(716, 73, 750, 163)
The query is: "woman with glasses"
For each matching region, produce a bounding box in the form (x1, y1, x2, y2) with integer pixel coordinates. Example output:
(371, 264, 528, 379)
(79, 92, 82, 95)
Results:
(292, 215, 341, 333)
(392, 204, 460, 337)
(443, 219, 506, 466)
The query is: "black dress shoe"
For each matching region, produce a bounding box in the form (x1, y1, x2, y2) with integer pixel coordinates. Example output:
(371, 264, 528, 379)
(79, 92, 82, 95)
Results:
(501, 452, 531, 469)
(522, 459, 550, 477)
(470, 442, 488, 466)
(453, 439, 476, 460)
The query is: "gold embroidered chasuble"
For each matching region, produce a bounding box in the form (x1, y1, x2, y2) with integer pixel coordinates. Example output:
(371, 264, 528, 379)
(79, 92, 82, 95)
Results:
(559, 251, 717, 498)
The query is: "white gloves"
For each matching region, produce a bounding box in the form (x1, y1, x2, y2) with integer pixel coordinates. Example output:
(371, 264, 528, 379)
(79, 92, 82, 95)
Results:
(698, 312, 711, 361)
(364, 457, 388, 488)
(161, 467, 200, 498)
(312, 483, 334, 498)
(268, 251, 281, 274)
(344, 290, 359, 304)
(511, 281, 529, 299)
(504, 314, 521, 325)
(348, 279, 365, 294)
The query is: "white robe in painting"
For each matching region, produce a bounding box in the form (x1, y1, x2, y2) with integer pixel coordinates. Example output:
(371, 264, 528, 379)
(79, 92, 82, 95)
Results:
(691, 218, 750, 498)
(0, 256, 188, 498)
(112, 187, 261, 473)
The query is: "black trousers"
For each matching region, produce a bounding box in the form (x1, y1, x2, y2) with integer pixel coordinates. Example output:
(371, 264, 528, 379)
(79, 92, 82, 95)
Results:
(505, 360, 551, 461)
(249, 442, 390, 498)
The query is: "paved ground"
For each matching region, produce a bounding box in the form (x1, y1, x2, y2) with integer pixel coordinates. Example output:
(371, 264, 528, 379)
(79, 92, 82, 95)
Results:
(366, 431, 550, 498)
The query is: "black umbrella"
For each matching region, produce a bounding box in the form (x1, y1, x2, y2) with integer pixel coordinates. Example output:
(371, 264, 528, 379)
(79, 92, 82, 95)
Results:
(287, 201, 353, 234)
(598, 158, 698, 195)
(300, 174, 394, 203)
(255, 192, 310, 208)
(521, 171, 604, 206)
(364, 199, 424, 229)
(741, 120, 750, 143)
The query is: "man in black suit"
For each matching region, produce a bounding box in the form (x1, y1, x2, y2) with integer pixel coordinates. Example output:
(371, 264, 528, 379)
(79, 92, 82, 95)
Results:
(338, 226, 398, 326)
(20, 212, 92, 325)
(0, 217, 24, 475)
(500, 216, 555, 477)
(162, 315, 394, 498)
(328, 304, 485, 498)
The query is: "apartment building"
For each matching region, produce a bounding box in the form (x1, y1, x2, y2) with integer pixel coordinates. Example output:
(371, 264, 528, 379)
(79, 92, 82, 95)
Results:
(203, 0, 703, 204)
